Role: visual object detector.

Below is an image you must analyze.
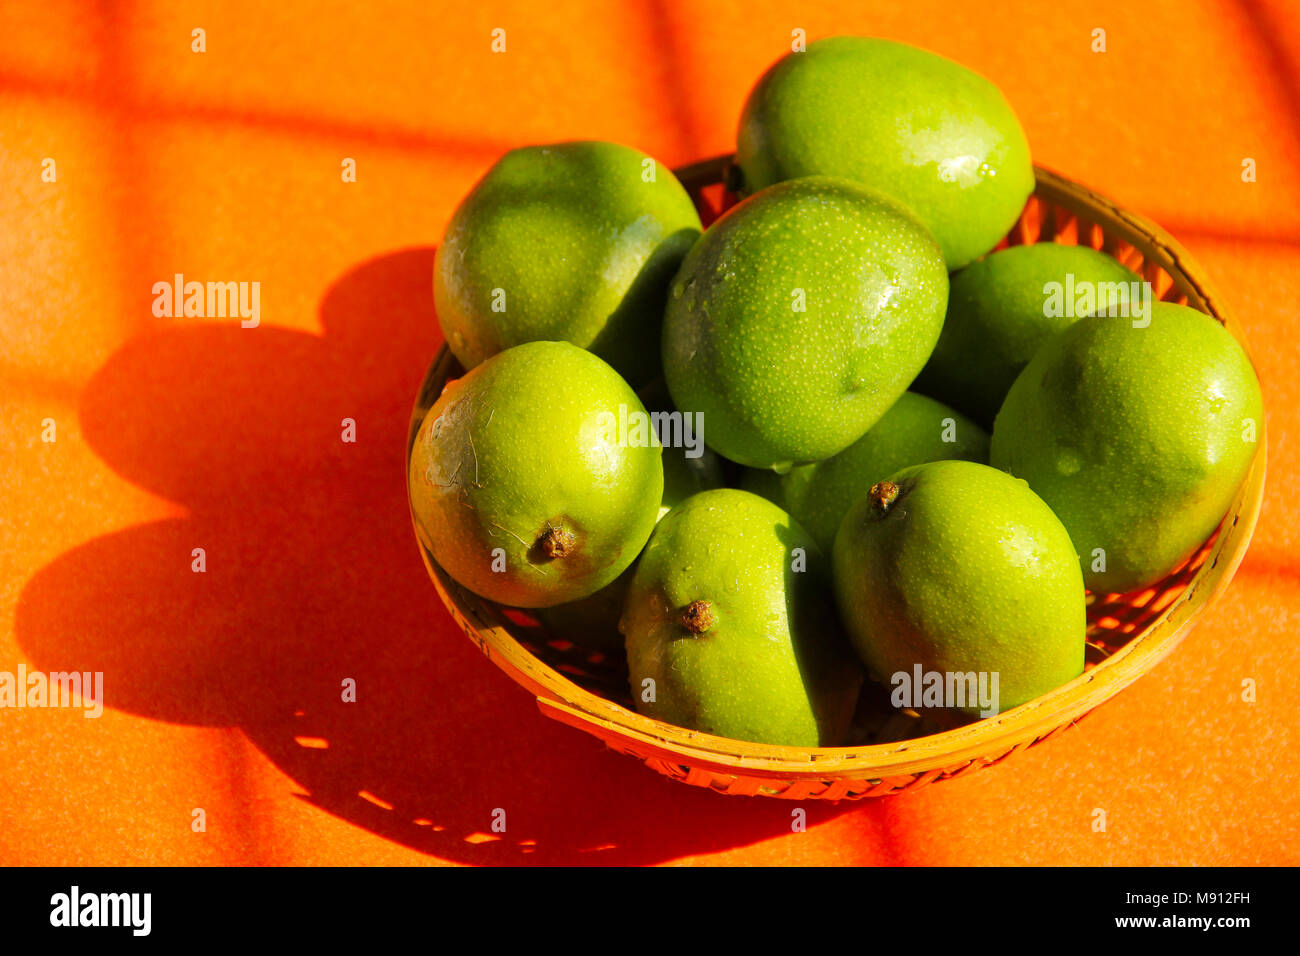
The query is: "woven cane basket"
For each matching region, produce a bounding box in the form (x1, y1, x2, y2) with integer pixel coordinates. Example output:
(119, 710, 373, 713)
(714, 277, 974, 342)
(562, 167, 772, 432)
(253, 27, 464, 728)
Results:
(408, 156, 1267, 800)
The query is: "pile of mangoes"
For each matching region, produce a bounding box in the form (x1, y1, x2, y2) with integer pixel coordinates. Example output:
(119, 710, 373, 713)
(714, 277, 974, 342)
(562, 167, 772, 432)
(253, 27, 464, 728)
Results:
(409, 37, 1262, 746)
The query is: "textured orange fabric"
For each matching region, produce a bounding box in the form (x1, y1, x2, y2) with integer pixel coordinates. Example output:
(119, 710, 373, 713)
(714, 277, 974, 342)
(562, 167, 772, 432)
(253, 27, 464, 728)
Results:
(1, 0, 1296, 866)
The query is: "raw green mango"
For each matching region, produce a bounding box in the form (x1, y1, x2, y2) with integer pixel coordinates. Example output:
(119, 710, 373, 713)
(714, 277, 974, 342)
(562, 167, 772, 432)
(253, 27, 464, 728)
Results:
(741, 392, 989, 553)
(408, 341, 663, 608)
(662, 176, 948, 469)
(990, 303, 1263, 593)
(622, 489, 862, 746)
(832, 460, 1086, 715)
(736, 37, 1034, 269)
(914, 243, 1141, 426)
(434, 141, 702, 385)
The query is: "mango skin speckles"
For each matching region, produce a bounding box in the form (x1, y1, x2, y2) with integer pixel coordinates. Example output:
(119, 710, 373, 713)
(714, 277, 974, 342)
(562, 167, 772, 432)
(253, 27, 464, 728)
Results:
(736, 36, 1034, 270)
(832, 460, 1086, 714)
(622, 489, 862, 747)
(990, 303, 1264, 594)
(662, 176, 948, 471)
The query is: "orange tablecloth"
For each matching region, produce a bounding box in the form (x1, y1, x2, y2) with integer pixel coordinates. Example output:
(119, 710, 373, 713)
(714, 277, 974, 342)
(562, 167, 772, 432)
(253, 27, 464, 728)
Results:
(2, 0, 1296, 866)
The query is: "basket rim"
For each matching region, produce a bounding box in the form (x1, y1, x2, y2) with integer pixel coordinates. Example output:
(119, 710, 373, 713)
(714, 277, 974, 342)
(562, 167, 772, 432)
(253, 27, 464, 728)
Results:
(408, 159, 1268, 779)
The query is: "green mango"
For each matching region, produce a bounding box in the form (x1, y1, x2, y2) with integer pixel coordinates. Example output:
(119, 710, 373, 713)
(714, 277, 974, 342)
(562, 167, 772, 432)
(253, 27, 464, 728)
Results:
(408, 341, 663, 608)
(741, 392, 989, 553)
(832, 460, 1086, 715)
(991, 303, 1263, 593)
(736, 36, 1034, 269)
(662, 176, 948, 470)
(914, 243, 1142, 426)
(434, 141, 702, 386)
(622, 489, 862, 746)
